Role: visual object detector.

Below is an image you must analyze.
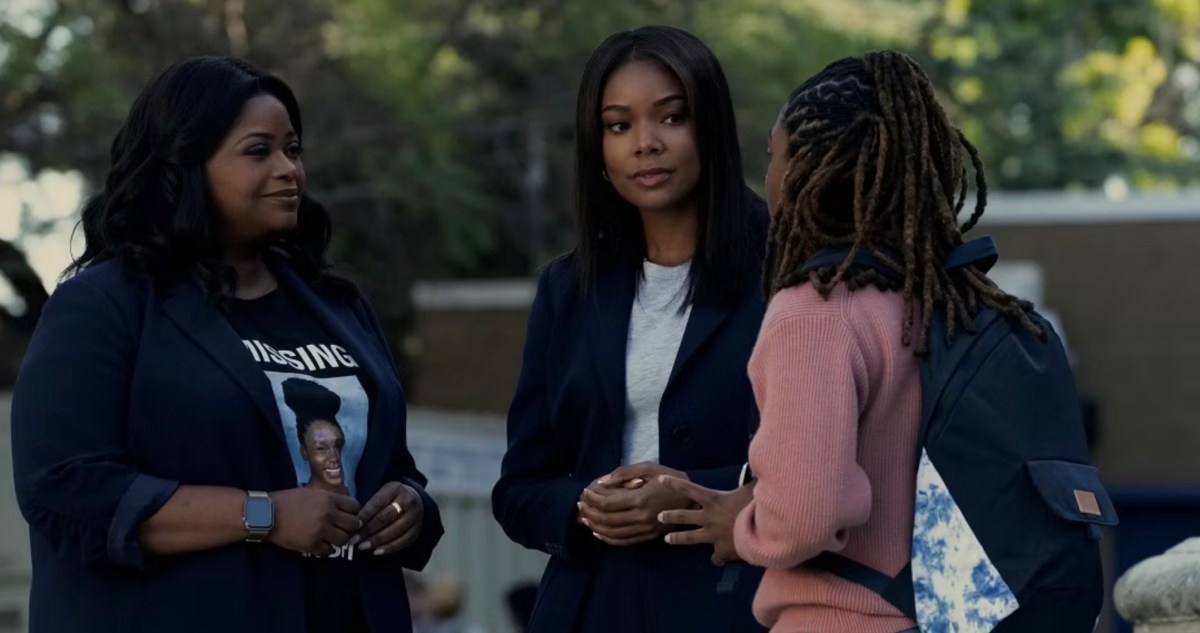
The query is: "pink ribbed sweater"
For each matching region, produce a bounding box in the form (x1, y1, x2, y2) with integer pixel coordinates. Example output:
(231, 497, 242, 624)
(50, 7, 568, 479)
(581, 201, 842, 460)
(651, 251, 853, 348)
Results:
(733, 284, 921, 633)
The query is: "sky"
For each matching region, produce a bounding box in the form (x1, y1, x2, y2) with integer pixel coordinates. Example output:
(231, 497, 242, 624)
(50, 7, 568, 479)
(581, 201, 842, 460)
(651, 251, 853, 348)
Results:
(1, 0, 86, 315)
(0, 155, 84, 316)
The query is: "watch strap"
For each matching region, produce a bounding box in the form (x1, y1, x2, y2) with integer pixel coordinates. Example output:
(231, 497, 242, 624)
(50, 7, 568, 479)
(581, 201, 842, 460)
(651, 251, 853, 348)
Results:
(738, 462, 756, 487)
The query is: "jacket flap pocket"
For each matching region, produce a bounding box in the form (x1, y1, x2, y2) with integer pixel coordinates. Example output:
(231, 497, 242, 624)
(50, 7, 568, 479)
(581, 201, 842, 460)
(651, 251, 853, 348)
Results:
(1027, 460, 1119, 526)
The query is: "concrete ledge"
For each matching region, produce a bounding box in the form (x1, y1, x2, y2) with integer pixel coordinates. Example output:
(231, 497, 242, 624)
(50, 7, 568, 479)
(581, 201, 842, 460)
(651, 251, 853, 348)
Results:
(413, 279, 535, 310)
(1116, 538, 1200, 631)
(981, 190, 1200, 225)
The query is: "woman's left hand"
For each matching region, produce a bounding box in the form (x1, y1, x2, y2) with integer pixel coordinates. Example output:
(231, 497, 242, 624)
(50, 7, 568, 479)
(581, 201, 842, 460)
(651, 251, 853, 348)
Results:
(351, 481, 424, 556)
(657, 476, 754, 565)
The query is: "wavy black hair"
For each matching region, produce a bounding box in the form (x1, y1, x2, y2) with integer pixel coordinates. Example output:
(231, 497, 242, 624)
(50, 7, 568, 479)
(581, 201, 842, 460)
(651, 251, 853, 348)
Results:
(67, 55, 351, 297)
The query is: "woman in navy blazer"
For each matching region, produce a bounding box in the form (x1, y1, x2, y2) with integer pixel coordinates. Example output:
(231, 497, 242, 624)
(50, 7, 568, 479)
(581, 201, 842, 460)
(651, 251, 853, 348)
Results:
(491, 27, 767, 633)
(10, 57, 441, 633)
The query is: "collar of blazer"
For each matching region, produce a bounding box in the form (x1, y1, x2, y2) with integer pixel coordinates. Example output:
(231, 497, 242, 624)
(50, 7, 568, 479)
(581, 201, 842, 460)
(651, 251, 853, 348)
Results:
(586, 258, 736, 432)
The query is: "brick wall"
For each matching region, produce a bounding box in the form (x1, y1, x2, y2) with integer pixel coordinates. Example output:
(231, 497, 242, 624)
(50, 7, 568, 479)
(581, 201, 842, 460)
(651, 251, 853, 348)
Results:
(410, 308, 530, 414)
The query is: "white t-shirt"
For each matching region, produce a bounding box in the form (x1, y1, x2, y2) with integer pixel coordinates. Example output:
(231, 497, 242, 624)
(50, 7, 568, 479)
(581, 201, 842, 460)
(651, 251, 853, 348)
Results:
(622, 260, 693, 465)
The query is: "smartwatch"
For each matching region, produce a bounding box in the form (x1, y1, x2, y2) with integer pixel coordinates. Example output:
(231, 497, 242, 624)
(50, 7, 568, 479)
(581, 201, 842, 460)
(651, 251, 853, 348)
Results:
(243, 491, 274, 543)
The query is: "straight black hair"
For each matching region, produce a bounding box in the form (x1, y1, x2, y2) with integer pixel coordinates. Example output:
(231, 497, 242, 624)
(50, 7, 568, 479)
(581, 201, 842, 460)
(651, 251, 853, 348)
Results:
(573, 26, 763, 304)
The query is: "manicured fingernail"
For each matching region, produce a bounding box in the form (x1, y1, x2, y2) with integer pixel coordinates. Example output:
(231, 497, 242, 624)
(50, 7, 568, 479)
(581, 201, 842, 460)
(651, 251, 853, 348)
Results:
(658, 475, 669, 484)
(373, 548, 385, 556)
(592, 532, 602, 540)
(657, 512, 667, 523)
(577, 502, 583, 511)
(581, 518, 590, 526)
(597, 475, 611, 485)
(348, 535, 361, 547)
(358, 541, 372, 551)
(665, 534, 675, 544)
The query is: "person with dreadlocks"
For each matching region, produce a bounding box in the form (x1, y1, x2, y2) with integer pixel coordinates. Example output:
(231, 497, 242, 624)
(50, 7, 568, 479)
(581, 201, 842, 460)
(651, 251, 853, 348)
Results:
(656, 50, 1045, 633)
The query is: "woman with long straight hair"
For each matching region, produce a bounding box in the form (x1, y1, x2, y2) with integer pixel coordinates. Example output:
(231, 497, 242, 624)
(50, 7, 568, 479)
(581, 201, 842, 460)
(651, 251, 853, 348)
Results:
(492, 26, 767, 633)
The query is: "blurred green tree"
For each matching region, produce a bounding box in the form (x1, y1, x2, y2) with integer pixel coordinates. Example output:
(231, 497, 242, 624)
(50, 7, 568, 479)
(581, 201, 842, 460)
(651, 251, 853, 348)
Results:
(2, 0, 1199, 388)
(915, 0, 1200, 189)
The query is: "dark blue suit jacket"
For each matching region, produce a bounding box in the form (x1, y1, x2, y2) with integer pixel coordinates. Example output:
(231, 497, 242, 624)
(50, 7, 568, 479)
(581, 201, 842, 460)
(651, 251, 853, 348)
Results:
(10, 258, 442, 633)
(492, 253, 767, 633)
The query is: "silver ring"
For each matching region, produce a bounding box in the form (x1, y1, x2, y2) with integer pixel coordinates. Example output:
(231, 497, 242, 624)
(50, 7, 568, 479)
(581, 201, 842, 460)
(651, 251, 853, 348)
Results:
(390, 501, 403, 517)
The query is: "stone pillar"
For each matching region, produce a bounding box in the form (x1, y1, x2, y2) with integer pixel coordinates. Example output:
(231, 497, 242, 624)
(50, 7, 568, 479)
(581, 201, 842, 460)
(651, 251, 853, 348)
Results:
(1115, 538, 1200, 633)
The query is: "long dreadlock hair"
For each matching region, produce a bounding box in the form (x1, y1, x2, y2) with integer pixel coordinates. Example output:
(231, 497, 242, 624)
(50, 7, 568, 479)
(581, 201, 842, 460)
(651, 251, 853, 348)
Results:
(764, 51, 1044, 355)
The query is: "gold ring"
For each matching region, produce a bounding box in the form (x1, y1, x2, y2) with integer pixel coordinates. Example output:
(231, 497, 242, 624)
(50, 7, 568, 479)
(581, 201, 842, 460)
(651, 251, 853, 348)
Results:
(390, 501, 403, 517)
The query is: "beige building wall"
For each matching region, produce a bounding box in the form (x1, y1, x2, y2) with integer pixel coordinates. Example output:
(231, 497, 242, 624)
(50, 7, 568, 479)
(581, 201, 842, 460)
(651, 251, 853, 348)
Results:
(983, 220, 1200, 486)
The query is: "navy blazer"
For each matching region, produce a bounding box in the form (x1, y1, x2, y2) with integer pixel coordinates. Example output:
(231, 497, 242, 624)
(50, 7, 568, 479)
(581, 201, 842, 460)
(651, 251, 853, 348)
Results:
(492, 253, 767, 633)
(10, 258, 443, 633)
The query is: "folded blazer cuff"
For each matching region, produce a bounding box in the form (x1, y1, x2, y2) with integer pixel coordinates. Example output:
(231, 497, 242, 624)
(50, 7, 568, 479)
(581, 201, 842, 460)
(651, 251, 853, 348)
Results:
(106, 473, 180, 570)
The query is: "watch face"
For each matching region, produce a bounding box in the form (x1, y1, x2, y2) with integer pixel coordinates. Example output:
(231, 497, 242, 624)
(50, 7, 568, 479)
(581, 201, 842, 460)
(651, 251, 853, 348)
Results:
(245, 497, 273, 529)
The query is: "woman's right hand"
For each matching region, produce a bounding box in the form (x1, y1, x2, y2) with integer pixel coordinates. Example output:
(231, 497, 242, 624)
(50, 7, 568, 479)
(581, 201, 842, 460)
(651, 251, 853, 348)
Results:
(267, 487, 361, 556)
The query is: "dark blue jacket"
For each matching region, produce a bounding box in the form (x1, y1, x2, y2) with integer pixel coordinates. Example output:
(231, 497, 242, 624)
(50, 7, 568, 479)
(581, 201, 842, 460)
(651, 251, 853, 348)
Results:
(492, 254, 767, 633)
(10, 258, 442, 633)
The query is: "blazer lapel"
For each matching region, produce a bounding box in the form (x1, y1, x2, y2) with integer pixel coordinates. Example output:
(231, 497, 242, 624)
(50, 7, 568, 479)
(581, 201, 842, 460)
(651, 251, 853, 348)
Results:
(588, 259, 636, 460)
(667, 298, 733, 388)
(272, 264, 390, 396)
(161, 282, 287, 446)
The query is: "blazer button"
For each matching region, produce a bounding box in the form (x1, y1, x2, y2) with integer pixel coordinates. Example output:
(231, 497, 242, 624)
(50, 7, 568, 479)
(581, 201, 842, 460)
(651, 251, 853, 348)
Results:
(672, 426, 691, 446)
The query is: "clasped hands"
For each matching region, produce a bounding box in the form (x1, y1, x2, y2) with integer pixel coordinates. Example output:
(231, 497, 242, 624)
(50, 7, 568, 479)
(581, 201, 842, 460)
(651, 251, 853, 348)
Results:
(574, 462, 695, 547)
(270, 480, 423, 558)
(575, 463, 754, 566)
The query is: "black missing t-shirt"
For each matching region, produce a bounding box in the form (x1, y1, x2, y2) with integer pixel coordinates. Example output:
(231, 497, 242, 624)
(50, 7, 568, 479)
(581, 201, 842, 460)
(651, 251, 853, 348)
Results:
(225, 286, 370, 633)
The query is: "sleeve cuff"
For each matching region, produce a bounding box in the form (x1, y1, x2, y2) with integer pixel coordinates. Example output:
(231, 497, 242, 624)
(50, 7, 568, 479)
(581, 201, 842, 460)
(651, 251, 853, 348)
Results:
(551, 478, 592, 561)
(738, 462, 755, 487)
(106, 474, 179, 570)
